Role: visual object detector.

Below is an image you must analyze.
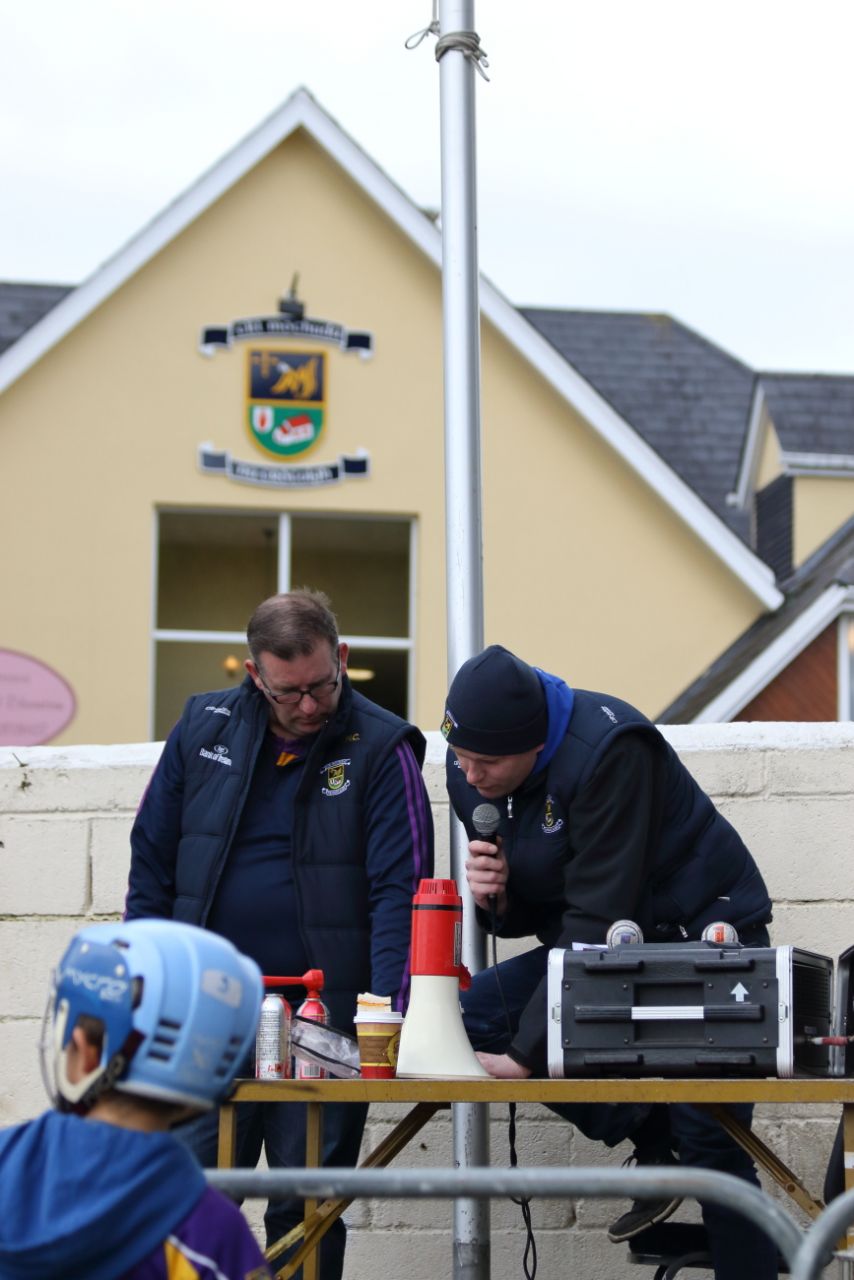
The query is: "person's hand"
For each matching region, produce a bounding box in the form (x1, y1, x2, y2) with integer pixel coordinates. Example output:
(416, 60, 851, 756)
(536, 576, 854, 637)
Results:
(465, 837, 509, 915)
(476, 1052, 531, 1079)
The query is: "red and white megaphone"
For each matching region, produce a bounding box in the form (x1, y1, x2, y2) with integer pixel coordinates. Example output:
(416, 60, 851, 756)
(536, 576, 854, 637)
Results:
(396, 878, 489, 1079)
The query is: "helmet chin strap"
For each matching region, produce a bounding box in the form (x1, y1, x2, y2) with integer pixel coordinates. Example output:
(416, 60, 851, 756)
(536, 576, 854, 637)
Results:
(53, 1001, 144, 1114)
(52, 1002, 101, 1113)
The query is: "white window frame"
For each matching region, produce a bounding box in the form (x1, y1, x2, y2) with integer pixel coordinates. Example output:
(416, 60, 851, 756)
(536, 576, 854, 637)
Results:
(150, 509, 416, 738)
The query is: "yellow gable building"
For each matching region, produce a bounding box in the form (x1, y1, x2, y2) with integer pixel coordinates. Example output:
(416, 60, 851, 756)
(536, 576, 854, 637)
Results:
(0, 89, 781, 746)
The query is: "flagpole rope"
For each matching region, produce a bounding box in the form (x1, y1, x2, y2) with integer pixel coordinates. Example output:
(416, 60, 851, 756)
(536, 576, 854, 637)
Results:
(405, 2, 490, 81)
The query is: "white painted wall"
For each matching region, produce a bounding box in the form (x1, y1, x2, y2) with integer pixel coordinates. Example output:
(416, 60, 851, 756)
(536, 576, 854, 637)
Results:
(2, 724, 853, 1278)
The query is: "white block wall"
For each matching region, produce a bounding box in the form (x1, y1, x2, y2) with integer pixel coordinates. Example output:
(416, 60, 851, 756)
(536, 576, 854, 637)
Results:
(2, 723, 853, 1278)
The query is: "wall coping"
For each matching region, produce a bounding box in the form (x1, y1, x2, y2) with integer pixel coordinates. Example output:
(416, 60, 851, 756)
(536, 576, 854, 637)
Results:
(425, 722, 854, 764)
(2, 721, 853, 773)
(0, 743, 162, 769)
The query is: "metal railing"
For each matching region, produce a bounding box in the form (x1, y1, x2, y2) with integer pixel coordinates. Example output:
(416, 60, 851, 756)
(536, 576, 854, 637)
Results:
(788, 1187, 854, 1280)
(209, 1164, 812, 1273)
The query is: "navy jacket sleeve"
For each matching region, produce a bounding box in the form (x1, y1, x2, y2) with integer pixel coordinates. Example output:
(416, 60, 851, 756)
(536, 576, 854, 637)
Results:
(363, 738, 434, 1010)
(124, 722, 187, 920)
(508, 734, 665, 1072)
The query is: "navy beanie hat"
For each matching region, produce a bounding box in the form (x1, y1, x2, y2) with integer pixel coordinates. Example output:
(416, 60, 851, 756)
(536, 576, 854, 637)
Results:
(441, 645, 548, 756)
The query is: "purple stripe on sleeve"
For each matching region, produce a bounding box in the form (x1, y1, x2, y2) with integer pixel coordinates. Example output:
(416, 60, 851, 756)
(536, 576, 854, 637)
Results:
(393, 740, 431, 1013)
(397, 740, 429, 885)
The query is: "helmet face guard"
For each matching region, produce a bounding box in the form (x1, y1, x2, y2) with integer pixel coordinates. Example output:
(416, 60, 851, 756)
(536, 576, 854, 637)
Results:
(40, 937, 139, 1113)
(41, 921, 262, 1114)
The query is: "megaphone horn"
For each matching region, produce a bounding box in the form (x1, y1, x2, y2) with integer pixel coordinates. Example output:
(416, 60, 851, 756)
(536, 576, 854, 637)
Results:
(396, 878, 489, 1080)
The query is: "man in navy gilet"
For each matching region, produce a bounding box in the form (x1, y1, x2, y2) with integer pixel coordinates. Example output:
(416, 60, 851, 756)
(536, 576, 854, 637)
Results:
(443, 644, 777, 1280)
(126, 589, 434, 1279)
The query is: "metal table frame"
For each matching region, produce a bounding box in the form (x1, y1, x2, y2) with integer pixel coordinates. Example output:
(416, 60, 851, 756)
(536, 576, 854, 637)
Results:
(217, 1077, 854, 1279)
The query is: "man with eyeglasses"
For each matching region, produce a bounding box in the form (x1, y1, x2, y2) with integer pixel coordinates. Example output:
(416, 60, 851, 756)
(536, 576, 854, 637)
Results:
(125, 589, 434, 1279)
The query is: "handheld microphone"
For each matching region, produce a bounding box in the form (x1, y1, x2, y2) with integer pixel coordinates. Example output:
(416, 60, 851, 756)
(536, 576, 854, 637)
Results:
(471, 802, 502, 911)
(472, 802, 501, 841)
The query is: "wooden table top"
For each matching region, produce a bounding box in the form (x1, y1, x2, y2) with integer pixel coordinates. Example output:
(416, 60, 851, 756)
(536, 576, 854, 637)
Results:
(228, 1075, 854, 1105)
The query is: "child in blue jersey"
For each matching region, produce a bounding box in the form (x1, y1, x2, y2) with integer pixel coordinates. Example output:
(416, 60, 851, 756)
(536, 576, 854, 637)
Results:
(0, 919, 272, 1280)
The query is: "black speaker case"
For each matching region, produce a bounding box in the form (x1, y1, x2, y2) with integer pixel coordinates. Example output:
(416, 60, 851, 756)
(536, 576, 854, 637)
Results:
(546, 942, 833, 1078)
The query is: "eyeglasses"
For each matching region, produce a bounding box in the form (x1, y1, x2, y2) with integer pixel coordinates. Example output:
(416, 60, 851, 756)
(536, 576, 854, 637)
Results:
(257, 656, 341, 706)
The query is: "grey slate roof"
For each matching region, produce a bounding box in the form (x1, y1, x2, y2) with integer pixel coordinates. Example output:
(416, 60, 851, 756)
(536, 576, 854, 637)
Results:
(759, 373, 854, 457)
(521, 308, 756, 541)
(658, 513, 854, 723)
(0, 281, 73, 357)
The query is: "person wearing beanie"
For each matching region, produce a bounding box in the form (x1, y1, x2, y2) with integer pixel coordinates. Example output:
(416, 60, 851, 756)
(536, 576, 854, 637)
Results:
(442, 645, 777, 1280)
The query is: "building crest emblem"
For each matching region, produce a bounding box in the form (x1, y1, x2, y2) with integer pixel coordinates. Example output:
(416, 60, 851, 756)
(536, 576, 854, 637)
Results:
(197, 280, 373, 489)
(247, 349, 326, 460)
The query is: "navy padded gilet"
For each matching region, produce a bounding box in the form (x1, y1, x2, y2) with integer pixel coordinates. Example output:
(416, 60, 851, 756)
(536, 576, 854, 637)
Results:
(448, 688, 771, 941)
(152, 676, 426, 1025)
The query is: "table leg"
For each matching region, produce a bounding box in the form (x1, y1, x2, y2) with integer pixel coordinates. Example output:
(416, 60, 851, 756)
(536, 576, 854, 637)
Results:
(266, 1100, 324, 1280)
(705, 1103, 824, 1221)
(268, 1102, 446, 1279)
(302, 1102, 323, 1280)
(843, 1102, 854, 1251)
(217, 1102, 238, 1168)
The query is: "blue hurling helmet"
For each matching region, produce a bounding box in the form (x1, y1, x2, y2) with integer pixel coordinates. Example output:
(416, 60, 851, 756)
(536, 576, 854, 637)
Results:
(44, 919, 262, 1114)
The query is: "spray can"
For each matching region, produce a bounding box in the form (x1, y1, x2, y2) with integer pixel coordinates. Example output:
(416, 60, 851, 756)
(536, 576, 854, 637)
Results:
(255, 993, 292, 1079)
(701, 921, 740, 945)
(606, 919, 644, 947)
(294, 972, 330, 1080)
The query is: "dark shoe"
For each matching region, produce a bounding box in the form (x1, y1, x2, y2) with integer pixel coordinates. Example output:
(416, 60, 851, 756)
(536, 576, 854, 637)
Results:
(607, 1148, 683, 1243)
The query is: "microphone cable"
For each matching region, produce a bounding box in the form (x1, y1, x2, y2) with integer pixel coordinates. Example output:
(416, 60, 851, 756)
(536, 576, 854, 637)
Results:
(479, 829, 537, 1280)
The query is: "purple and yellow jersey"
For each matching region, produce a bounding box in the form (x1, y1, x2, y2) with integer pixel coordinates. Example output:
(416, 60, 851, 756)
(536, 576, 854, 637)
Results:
(124, 1187, 272, 1280)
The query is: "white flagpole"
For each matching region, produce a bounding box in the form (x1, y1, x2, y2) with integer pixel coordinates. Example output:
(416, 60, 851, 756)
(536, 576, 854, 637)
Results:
(436, 3, 490, 1278)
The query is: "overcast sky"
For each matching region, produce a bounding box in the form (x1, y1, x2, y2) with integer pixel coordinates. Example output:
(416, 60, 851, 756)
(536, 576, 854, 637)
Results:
(2, 0, 853, 373)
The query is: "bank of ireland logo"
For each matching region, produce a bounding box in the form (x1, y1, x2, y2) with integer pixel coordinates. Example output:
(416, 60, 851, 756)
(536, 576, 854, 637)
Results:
(247, 349, 326, 459)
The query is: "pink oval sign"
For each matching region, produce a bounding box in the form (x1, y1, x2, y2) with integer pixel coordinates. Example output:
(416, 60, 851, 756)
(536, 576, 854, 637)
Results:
(0, 649, 76, 745)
